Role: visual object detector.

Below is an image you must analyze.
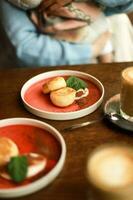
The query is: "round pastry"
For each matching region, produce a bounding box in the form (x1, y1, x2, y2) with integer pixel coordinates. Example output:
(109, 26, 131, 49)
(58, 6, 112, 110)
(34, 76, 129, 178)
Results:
(50, 87, 76, 107)
(0, 137, 19, 166)
(42, 77, 66, 94)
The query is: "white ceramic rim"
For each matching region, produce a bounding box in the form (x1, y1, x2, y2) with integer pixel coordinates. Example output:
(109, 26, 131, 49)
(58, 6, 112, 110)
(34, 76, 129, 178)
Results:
(0, 118, 66, 198)
(21, 70, 104, 120)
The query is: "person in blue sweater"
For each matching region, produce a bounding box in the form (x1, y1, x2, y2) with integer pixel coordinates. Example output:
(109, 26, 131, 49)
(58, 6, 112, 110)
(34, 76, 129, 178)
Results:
(0, 0, 133, 67)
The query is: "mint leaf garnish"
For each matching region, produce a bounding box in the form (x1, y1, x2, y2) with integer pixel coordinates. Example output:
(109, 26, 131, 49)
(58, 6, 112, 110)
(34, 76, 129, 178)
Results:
(7, 156, 28, 183)
(66, 76, 87, 90)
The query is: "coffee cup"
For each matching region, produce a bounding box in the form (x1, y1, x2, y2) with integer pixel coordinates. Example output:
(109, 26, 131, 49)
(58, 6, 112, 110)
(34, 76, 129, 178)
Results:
(120, 67, 133, 122)
(86, 144, 133, 200)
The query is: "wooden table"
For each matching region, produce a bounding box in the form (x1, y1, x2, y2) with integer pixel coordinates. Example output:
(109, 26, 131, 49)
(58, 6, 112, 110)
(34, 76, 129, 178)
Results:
(0, 62, 133, 200)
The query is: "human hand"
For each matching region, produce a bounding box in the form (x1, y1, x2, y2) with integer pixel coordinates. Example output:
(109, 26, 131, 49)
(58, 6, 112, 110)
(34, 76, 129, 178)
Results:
(92, 31, 111, 57)
(38, 0, 72, 12)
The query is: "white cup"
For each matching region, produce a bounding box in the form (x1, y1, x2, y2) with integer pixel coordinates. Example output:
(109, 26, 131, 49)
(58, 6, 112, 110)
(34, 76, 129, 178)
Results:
(86, 144, 133, 200)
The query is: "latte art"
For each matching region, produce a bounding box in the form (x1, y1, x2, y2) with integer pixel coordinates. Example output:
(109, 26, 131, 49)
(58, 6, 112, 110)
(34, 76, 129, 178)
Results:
(86, 145, 133, 200)
(87, 146, 133, 189)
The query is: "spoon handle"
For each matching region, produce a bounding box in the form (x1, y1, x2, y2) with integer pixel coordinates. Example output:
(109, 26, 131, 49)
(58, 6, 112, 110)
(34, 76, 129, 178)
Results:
(61, 119, 102, 132)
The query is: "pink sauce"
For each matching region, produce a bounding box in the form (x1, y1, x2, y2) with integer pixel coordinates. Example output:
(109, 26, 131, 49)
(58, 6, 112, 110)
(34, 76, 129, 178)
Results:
(0, 125, 61, 188)
(24, 76, 101, 112)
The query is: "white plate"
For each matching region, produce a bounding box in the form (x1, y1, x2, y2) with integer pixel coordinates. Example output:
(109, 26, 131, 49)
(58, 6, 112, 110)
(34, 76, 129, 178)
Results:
(21, 70, 104, 120)
(0, 118, 66, 198)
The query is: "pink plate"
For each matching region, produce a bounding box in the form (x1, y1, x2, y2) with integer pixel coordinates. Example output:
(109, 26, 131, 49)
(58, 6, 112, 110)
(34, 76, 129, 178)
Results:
(21, 70, 104, 120)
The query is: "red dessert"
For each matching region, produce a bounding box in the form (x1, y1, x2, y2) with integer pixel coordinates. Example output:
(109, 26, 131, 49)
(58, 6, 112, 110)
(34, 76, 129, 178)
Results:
(0, 125, 61, 188)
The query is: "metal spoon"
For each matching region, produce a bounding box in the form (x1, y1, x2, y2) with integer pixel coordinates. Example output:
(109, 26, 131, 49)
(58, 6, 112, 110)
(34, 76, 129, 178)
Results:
(61, 118, 102, 132)
(61, 112, 133, 132)
(61, 112, 119, 132)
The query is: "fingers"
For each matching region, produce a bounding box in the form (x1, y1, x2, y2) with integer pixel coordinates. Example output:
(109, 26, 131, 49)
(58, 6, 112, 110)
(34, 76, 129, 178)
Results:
(92, 31, 112, 57)
(102, 31, 112, 38)
(38, 0, 72, 12)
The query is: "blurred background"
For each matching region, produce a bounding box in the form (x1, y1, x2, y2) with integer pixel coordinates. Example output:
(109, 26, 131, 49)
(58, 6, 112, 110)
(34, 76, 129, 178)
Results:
(0, 13, 133, 69)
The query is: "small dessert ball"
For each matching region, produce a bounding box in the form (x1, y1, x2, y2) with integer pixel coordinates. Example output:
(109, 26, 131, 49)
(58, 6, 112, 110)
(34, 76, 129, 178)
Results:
(0, 137, 19, 166)
(42, 77, 66, 94)
(50, 87, 76, 107)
